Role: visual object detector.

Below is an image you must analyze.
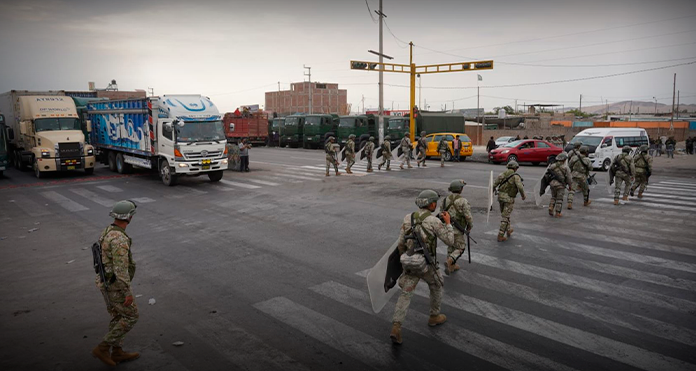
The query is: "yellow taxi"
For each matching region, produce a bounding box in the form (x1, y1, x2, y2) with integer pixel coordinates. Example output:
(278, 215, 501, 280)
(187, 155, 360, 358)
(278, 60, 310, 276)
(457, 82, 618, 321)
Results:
(412, 132, 473, 161)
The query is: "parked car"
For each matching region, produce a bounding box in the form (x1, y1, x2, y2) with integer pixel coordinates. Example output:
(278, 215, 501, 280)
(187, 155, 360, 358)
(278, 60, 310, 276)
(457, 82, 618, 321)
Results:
(411, 132, 473, 161)
(494, 136, 516, 148)
(488, 139, 562, 165)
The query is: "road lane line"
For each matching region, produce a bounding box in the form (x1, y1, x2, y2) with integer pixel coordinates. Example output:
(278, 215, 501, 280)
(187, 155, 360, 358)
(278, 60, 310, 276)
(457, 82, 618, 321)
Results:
(643, 186, 696, 195)
(658, 181, 696, 188)
(69, 188, 114, 207)
(40, 191, 89, 212)
(246, 179, 280, 186)
(640, 192, 696, 202)
(596, 198, 696, 212)
(258, 175, 302, 183)
(219, 180, 261, 189)
(96, 185, 123, 193)
(311, 281, 580, 371)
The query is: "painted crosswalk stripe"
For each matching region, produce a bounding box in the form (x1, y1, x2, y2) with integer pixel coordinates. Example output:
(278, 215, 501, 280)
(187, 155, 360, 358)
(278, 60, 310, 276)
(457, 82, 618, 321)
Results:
(641, 192, 696, 202)
(7, 198, 52, 217)
(644, 185, 696, 194)
(96, 185, 123, 193)
(658, 181, 696, 188)
(639, 197, 696, 208)
(219, 180, 261, 189)
(569, 214, 689, 234)
(41, 191, 89, 212)
(246, 179, 280, 186)
(596, 198, 696, 212)
(258, 175, 302, 183)
(276, 173, 321, 181)
(129, 197, 156, 204)
(254, 297, 445, 370)
(590, 200, 696, 221)
(311, 281, 580, 371)
(69, 188, 114, 207)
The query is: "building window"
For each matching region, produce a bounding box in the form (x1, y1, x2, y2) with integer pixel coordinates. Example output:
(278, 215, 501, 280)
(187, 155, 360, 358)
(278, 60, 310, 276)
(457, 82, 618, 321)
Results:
(316, 84, 327, 89)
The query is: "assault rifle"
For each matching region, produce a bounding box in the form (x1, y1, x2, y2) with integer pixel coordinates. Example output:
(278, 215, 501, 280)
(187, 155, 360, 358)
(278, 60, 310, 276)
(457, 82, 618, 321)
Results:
(406, 216, 443, 286)
(91, 241, 110, 306)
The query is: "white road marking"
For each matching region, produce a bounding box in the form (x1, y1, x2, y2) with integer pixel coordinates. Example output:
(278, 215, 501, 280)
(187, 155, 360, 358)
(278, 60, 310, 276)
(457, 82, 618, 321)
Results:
(130, 197, 156, 204)
(596, 198, 696, 212)
(640, 192, 696, 202)
(40, 191, 89, 212)
(644, 186, 696, 195)
(275, 172, 321, 181)
(219, 180, 261, 189)
(96, 185, 124, 193)
(69, 188, 114, 207)
(8, 198, 52, 217)
(658, 181, 696, 188)
(246, 179, 280, 186)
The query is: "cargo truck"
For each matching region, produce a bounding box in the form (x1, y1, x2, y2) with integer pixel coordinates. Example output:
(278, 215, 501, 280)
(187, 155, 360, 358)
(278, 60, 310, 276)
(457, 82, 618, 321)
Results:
(338, 114, 376, 150)
(0, 91, 96, 178)
(88, 95, 228, 186)
(387, 111, 466, 148)
(282, 114, 305, 148)
(303, 114, 339, 149)
(0, 113, 7, 177)
(268, 117, 284, 147)
(223, 111, 269, 145)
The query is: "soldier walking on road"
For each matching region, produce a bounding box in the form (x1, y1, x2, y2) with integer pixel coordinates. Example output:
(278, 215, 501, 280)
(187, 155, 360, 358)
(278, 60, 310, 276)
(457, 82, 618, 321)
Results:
(568, 142, 581, 164)
(612, 146, 635, 205)
(390, 190, 454, 345)
(400, 133, 413, 169)
(417, 131, 427, 167)
(441, 180, 473, 274)
(493, 161, 525, 242)
(665, 136, 676, 158)
(568, 146, 593, 208)
(378, 136, 392, 171)
(547, 152, 572, 217)
(631, 144, 653, 199)
(364, 136, 375, 172)
(437, 136, 449, 167)
(92, 200, 140, 366)
(345, 134, 356, 174)
(325, 137, 341, 176)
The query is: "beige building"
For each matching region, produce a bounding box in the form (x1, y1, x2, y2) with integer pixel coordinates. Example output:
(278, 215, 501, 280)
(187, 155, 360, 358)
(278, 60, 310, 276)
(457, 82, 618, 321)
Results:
(265, 82, 348, 116)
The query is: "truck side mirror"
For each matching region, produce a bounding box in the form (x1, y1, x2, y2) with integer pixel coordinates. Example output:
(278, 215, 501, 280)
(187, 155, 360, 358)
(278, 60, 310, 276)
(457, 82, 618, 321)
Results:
(163, 122, 173, 132)
(229, 123, 235, 132)
(86, 120, 92, 133)
(19, 121, 28, 135)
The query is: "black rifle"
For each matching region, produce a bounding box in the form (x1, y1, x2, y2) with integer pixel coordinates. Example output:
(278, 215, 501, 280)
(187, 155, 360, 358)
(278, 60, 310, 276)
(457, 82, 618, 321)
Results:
(91, 241, 110, 306)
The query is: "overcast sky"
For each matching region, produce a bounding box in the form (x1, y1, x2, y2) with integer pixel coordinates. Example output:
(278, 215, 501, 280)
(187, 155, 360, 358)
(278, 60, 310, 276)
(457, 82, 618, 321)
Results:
(1, 0, 695, 113)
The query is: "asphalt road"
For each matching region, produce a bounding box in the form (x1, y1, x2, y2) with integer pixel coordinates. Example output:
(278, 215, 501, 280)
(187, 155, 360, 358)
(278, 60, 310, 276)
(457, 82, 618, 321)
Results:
(1, 147, 695, 371)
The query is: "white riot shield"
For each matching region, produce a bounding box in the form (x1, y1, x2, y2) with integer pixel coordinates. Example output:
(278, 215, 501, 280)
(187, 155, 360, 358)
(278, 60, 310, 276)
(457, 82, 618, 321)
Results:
(605, 168, 614, 195)
(335, 144, 345, 166)
(486, 171, 494, 224)
(366, 239, 401, 313)
(391, 146, 399, 161)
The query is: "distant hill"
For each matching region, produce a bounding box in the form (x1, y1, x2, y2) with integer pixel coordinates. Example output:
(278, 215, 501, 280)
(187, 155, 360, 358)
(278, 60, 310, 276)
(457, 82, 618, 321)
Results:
(580, 101, 696, 115)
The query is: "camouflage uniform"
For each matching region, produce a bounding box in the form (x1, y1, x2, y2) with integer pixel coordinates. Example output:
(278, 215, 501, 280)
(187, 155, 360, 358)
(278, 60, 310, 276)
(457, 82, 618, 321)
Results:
(379, 140, 392, 170)
(568, 151, 592, 206)
(631, 151, 653, 197)
(364, 140, 375, 171)
(493, 168, 525, 240)
(392, 210, 455, 325)
(325, 140, 339, 174)
(345, 138, 355, 173)
(399, 137, 412, 168)
(416, 135, 428, 167)
(612, 153, 635, 201)
(547, 160, 572, 216)
(437, 138, 449, 167)
(96, 225, 138, 347)
(441, 194, 473, 261)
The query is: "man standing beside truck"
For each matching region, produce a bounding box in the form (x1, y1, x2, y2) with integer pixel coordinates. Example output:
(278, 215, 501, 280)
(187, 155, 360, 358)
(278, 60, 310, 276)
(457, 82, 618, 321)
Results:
(239, 138, 251, 172)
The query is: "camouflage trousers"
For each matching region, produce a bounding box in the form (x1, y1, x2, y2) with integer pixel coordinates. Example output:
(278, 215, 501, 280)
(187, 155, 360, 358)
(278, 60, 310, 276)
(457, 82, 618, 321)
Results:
(326, 156, 339, 173)
(392, 268, 443, 324)
(439, 151, 447, 166)
(100, 287, 139, 347)
(631, 172, 648, 195)
(416, 149, 426, 166)
(448, 232, 466, 260)
(400, 150, 411, 167)
(379, 156, 391, 168)
(614, 174, 631, 200)
(366, 156, 373, 170)
(568, 177, 589, 204)
(549, 185, 566, 214)
(345, 154, 355, 171)
(498, 200, 514, 235)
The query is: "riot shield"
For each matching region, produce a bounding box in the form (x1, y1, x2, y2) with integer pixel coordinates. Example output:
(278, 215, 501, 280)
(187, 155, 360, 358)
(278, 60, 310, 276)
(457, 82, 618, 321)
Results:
(336, 145, 345, 165)
(533, 171, 547, 207)
(341, 148, 346, 162)
(391, 146, 399, 160)
(606, 166, 614, 195)
(376, 147, 383, 159)
(486, 171, 494, 224)
(359, 146, 367, 161)
(588, 173, 598, 189)
(398, 146, 404, 158)
(366, 239, 402, 313)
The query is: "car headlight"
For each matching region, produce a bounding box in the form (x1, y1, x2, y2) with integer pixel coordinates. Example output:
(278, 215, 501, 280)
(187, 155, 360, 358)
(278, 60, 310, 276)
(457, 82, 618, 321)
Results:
(502, 150, 510, 154)
(87, 148, 94, 155)
(41, 150, 50, 158)
(178, 163, 188, 168)
(222, 159, 228, 164)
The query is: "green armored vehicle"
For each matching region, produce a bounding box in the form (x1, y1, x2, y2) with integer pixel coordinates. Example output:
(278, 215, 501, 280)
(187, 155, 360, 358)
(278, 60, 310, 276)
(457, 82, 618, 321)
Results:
(303, 114, 339, 149)
(338, 114, 377, 150)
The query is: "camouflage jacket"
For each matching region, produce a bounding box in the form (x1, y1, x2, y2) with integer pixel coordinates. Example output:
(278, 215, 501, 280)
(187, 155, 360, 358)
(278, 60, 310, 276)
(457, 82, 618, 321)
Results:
(568, 149, 580, 165)
(613, 153, 635, 177)
(345, 139, 355, 156)
(437, 139, 449, 152)
(96, 225, 135, 295)
(441, 194, 473, 233)
(364, 141, 374, 155)
(381, 141, 392, 159)
(494, 169, 525, 201)
(325, 142, 337, 161)
(397, 209, 455, 261)
(400, 137, 411, 150)
(417, 138, 427, 150)
(634, 153, 653, 173)
(548, 161, 572, 187)
(569, 154, 592, 179)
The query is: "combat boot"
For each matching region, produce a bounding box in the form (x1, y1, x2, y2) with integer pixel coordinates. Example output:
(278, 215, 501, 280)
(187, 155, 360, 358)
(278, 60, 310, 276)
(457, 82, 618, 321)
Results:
(378, 164, 382, 170)
(548, 206, 554, 216)
(497, 234, 507, 242)
(446, 257, 460, 273)
(630, 188, 635, 197)
(428, 314, 447, 327)
(422, 163, 427, 167)
(583, 200, 592, 206)
(367, 168, 373, 173)
(111, 347, 140, 364)
(335, 171, 341, 176)
(390, 322, 403, 344)
(346, 169, 352, 174)
(638, 192, 643, 199)
(325, 171, 330, 177)
(567, 203, 573, 210)
(613, 199, 619, 205)
(441, 164, 445, 167)
(622, 195, 628, 201)
(386, 167, 391, 171)
(506, 228, 514, 236)
(555, 212, 562, 218)
(400, 165, 404, 169)
(408, 165, 413, 168)
(92, 341, 116, 366)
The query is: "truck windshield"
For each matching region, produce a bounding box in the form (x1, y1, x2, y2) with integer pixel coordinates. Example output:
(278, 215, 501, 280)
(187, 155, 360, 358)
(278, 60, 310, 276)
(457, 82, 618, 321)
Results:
(339, 118, 356, 128)
(0, 128, 6, 152)
(569, 136, 602, 147)
(388, 119, 406, 129)
(34, 118, 80, 132)
(305, 117, 322, 126)
(285, 117, 299, 126)
(176, 120, 225, 142)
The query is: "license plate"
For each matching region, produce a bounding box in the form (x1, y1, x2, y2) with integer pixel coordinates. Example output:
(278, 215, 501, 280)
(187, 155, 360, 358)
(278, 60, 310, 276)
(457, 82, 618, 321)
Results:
(67, 166, 76, 170)
(202, 165, 210, 170)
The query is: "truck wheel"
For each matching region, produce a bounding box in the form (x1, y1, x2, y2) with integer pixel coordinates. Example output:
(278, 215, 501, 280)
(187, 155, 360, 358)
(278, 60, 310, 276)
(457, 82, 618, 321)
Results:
(15, 151, 27, 171)
(85, 167, 94, 175)
(208, 170, 223, 182)
(33, 159, 43, 179)
(160, 160, 177, 186)
(601, 159, 611, 171)
(116, 153, 133, 174)
(108, 152, 117, 172)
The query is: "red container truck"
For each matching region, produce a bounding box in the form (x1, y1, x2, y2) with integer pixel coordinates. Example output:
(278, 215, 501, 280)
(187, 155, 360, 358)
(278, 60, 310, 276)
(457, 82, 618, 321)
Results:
(223, 112, 268, 145)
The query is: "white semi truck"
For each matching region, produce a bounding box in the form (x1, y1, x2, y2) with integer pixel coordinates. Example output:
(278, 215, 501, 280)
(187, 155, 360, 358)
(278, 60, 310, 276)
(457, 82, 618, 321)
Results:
(87, 95, 228, 186)
(0, 90, 96, 178)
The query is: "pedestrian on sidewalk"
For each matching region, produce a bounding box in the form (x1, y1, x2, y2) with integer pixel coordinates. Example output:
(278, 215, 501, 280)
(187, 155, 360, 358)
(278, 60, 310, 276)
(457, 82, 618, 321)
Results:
(239, 138, 251, 172)
(452, 135, 461, 162)
(486, 136, 496, 152)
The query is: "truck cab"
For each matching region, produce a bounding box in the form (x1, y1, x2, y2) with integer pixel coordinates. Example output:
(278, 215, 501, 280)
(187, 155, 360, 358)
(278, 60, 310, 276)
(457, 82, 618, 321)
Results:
(338, 114, 376, 149)
(269, 117, 284, 147)
(303, 114, 339, 149)
(0, 113, 7, 177)
(387, 117, 410, 147)
(282, 114, 305, 148)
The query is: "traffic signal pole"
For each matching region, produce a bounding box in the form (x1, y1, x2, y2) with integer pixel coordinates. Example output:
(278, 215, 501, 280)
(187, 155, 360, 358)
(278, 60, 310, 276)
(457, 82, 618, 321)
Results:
(409, 42, 416, 141)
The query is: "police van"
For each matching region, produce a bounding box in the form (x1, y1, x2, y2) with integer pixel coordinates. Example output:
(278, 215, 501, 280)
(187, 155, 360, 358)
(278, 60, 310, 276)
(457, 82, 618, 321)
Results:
(565, 128, 649, 170)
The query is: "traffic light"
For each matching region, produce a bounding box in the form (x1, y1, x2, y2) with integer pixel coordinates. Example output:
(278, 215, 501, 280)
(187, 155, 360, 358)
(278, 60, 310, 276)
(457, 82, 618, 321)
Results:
(475, 61, 493, 69)
(351, 62, 368, 70)
(369, 63, 378, 70)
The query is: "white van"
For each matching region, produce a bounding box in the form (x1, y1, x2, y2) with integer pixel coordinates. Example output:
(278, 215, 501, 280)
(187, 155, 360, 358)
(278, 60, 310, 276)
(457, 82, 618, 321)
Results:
(567, 128, 649, 170)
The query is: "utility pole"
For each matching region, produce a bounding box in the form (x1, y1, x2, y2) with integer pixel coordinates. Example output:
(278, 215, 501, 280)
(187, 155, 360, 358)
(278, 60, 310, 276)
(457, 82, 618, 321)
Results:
(477, 86, 480, 123)
(653, 96, 657, 115)
(670, 73, 676, 130)
(514, 99, 517, 114)
(629, 101, 633, 121)
(361, 95, 365, 114)
(579, 94, 582, 114)
(304, 65, 312, 114)
(377, 0, 385, 144)
(677, 90, 680, 120)
(417, 74, 422, 109)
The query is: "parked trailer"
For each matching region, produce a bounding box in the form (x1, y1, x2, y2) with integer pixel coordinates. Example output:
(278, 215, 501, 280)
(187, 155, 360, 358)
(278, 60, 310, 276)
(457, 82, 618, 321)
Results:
(223, 112, 269, 145)
(88, 95, 228, 186)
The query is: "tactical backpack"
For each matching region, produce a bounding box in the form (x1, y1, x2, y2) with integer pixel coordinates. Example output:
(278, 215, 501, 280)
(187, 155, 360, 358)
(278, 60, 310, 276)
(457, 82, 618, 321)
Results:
(400, 212, 432, 273)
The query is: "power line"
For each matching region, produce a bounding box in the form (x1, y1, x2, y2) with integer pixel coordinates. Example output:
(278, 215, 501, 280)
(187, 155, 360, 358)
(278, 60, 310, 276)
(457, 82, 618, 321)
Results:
(383, 19, 409, 49)
(364, 0, 377, 23)
(207, 83, 279, 96)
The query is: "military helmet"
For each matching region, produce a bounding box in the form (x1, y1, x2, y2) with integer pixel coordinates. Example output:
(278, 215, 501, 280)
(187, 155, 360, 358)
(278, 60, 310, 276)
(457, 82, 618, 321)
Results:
(556, 152, 568, 161)
(507, 160, 519, 169)
(420, 131, 426, 136)
(579, 146, 589, 154)
(622, 145, 631, 153)
(448, 179, 466, 193)
(639, 144, 649, 152)
(415, 190, 440, 208)
(110, 200, 137, 221)
(573, 142, 581, 149)
(384, 135, 391, 140)
(369, 136, 375, 142)
(328, 136, 335, 141)
(405, 133, 410, 137)
(348, 134, 356, 139)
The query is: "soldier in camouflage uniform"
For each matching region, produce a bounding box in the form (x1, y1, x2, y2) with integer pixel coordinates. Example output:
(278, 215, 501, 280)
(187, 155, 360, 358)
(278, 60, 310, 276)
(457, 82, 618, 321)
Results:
(345, 134, 356, 174)
(441, 180, 473, 274)
(568, 142, 581, 164)
(547, 152, 572, 217)
(493, 161, 525, 242)
(416, 131, 427, 167)
(612, 146, 635, 205)
(378, 135, 392, 171)
(364, 136, 375, 172)
(437, 136, 449, 167)
(568, 146, 593, 208)
(92, 200, 140, 366)
(390, 190, 455, 345)
(399, 133, 413, 169)
(630, 144, 653, 198)
(325, 137, 341, 176)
